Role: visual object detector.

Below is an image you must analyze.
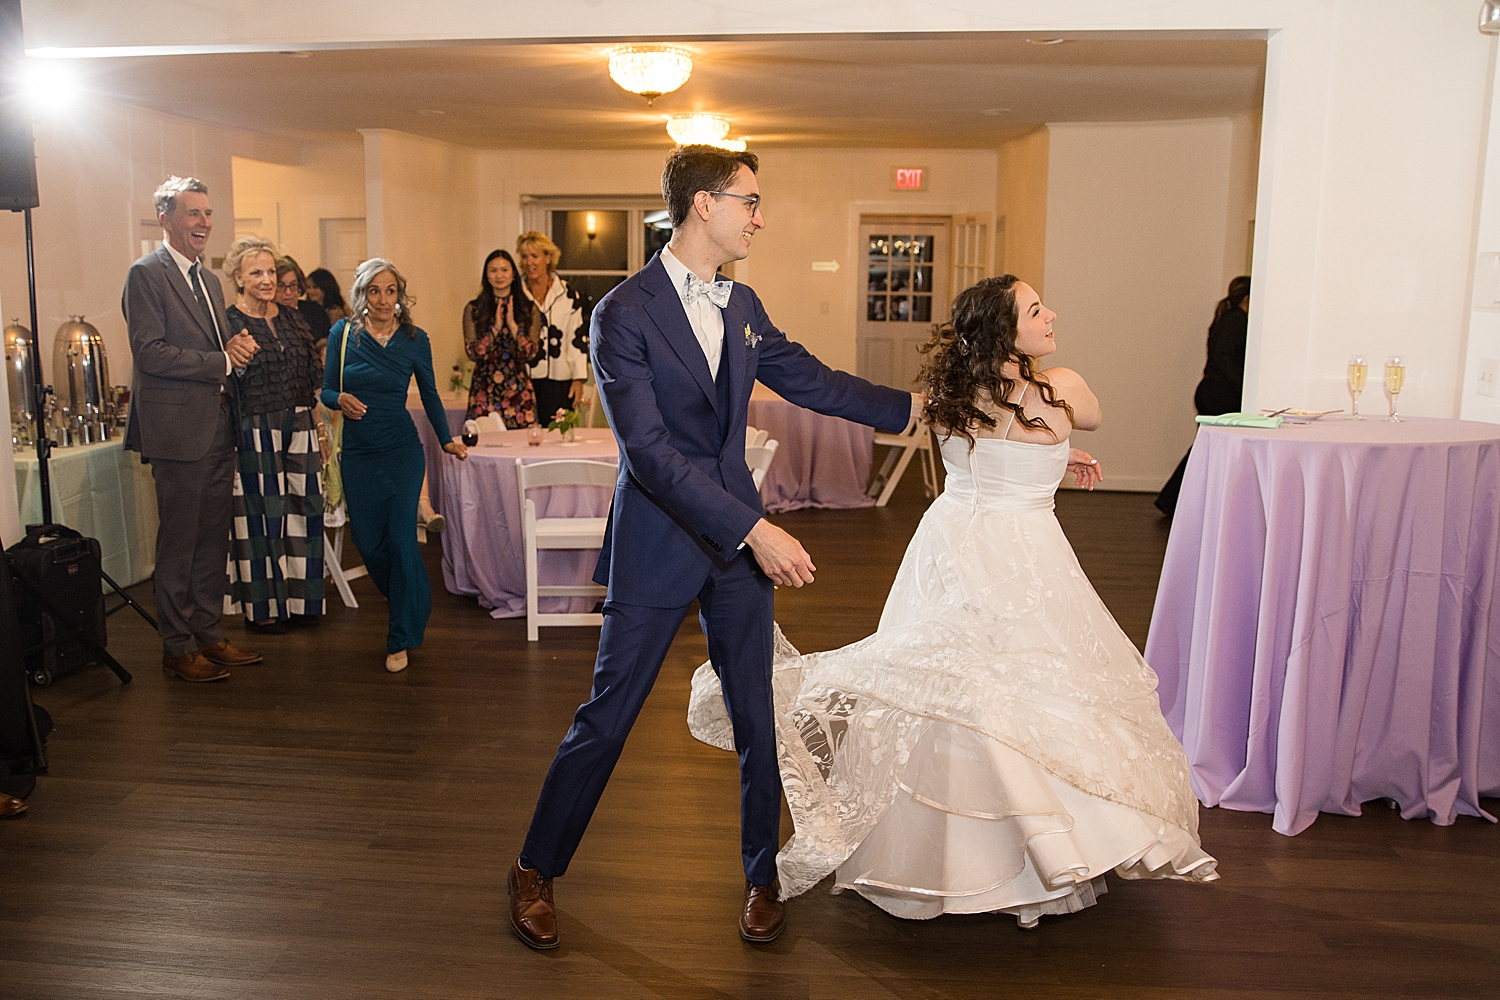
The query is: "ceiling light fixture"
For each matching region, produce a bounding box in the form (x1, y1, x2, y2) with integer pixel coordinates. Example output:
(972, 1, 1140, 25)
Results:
(1026, 38, 1067, 45)
(415, 109, 445, 116)
(982, 108, 1011, 115)
(664, 113, 746, 151)
(607, 45, 693, 106)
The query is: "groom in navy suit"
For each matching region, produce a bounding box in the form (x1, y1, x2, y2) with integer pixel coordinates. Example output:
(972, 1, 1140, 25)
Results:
(509, 146, 917, 949)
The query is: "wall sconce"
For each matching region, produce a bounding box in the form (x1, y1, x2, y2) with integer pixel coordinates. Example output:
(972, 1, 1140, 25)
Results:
(585, 212, 598, 243)
(1483, 0, 1500, 34)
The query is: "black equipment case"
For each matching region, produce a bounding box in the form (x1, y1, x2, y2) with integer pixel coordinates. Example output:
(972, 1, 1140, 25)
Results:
(7, 524, 107, 685)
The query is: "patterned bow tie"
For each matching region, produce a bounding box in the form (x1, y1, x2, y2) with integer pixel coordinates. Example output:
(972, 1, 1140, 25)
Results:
(682, 271, 732, 309)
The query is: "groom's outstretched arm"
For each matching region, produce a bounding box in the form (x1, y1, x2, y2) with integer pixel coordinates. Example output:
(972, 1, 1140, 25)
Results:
(748, 293, 914, 433)
(592, 297, 762, 555)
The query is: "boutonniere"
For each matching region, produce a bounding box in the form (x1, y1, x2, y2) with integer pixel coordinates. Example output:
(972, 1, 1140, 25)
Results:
(744, 323, 761, 349)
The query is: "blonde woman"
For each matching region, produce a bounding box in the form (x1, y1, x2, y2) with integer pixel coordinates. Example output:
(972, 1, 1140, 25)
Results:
(516, 230, 589, 422)
(219, 236, 326, 633)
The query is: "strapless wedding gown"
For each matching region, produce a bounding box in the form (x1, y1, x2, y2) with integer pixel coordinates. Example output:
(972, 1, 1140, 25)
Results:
(689, 434, 1217, 927)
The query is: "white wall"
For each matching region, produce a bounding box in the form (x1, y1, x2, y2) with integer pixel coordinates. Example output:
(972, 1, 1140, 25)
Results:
(1043, 119, 1238, 491)
(1461, 38, 1500, 424)
(231, 140, 366, 290)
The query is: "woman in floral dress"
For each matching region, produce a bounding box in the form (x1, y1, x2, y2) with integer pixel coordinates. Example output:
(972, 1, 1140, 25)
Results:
(463, 249, 541, 427)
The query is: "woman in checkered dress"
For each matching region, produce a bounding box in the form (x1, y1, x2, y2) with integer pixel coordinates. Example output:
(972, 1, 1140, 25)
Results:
(222, 236, 326, 632)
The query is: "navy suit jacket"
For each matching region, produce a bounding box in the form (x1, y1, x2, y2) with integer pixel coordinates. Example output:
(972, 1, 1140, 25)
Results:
(591, 252, 912, 608)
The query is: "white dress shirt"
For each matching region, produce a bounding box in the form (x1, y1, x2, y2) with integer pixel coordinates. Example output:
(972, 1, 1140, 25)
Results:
(164, 238, 231, 375)
(660, 245, 730, 379)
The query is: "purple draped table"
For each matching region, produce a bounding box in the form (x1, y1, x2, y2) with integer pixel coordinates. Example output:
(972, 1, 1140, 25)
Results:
(1145, 416, 1500, 835)
(437, 427, 618, 619)
(748, 383, 875, 513)
(409, 390, 466, 514)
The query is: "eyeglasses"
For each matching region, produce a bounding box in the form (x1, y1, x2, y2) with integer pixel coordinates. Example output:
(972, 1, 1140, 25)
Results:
(709, 190, 761, 214)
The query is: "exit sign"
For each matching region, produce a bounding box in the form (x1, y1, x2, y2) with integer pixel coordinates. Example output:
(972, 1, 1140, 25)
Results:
(892, 166, 927, 191)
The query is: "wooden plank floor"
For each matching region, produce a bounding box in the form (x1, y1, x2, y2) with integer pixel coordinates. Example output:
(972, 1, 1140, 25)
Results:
(3, 475, 1497, 999)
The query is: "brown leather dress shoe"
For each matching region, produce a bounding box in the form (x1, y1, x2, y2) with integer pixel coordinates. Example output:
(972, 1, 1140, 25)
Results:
(740, 879, 785, 943)
(162, 652, 230, 683)
(508, 858, 558, 950)
(198, 640, 262, 667)
(0, 793, 26, 818)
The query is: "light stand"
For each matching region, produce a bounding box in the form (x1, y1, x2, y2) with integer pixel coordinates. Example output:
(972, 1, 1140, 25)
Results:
(19, 204, 51, 524)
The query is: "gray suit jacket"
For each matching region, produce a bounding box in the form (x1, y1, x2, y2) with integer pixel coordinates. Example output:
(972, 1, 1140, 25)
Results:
(122, 244, 233, 462)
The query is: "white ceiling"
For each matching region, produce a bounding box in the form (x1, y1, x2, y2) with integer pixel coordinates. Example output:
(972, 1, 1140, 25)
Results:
(70, 34, 1266, 150)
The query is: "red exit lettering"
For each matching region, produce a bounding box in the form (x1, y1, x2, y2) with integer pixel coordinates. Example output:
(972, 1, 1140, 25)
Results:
(893, 167, 925, 190)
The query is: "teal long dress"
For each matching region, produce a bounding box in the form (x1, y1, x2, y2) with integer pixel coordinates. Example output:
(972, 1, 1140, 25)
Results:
(321, 319, 452, 654)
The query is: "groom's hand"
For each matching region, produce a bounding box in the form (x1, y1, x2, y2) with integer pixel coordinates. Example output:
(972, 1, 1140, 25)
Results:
(745, 518, 816, 587)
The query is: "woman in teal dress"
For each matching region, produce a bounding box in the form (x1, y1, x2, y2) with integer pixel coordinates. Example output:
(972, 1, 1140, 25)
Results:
(321, 258, 468, 672)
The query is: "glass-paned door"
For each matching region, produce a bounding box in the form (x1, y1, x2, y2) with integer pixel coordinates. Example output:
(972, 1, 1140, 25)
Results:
(857, 218, 948, 390)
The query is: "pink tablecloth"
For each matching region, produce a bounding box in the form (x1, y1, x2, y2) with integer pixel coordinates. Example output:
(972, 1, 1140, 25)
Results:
(437, 428, 618, 619)
(748, 383, 874, 513)
(1145, 416, 1500, 835)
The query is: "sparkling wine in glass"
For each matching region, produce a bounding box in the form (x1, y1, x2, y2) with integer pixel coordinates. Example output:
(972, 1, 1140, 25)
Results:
(1346, 355, 1368, 420)
(1384, 356, 1405, 423)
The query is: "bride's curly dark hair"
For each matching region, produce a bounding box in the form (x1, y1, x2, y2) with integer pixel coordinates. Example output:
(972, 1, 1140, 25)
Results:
(919, 274, 1073, 449)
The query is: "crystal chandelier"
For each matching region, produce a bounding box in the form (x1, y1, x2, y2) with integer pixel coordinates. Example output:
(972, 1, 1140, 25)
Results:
(607, 46, 693, 105)
(665, 113, 747, 152)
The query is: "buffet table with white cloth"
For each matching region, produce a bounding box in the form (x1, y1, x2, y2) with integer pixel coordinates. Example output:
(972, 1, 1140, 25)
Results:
(438, 427, 618, 618)
(1145, 416, 1500, 835)
(13, 439, 158, 586)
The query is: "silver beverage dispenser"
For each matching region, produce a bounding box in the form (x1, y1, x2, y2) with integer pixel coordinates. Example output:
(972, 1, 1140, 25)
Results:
(5, 319, 40, 451)
(53, 316, 114, 444)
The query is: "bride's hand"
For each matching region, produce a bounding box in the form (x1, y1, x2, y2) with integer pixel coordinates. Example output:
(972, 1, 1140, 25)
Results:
(1067, 448, 1102, 490)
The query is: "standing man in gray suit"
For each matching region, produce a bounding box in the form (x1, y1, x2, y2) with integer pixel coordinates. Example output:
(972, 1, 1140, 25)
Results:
(123, 176, 264, 682)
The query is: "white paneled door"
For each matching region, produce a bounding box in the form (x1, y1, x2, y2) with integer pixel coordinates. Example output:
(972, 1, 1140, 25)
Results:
(857, 218, 949, 391)
(319, 218, 368, 301)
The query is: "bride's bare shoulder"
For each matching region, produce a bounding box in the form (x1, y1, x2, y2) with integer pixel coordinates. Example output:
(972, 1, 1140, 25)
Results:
(1036, 366, 1090, 393)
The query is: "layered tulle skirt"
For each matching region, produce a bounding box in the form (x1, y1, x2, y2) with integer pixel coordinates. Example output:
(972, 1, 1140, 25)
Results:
(688, 492, 1217, 926)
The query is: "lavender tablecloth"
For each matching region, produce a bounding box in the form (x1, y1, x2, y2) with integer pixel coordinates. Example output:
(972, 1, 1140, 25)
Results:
(437, 428, 618, 619)
(408, 392, 466, 514)
(748, 384, 875, 513)
(1145, 416, 1500, 835)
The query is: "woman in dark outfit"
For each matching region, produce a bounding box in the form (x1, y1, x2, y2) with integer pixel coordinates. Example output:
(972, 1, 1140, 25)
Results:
(321, 258, 467, 673)
(222, 236, 326, 632)
(1155, 275, 1250, 517)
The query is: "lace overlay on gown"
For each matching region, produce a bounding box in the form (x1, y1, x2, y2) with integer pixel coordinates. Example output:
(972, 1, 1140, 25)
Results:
(689, 402, 1218, 926)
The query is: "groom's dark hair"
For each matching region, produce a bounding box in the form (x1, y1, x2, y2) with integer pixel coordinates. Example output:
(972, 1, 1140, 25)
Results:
(662, 145, 760, 227)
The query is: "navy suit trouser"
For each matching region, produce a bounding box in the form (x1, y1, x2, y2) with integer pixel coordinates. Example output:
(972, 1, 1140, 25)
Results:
(521, 550, 780, 885)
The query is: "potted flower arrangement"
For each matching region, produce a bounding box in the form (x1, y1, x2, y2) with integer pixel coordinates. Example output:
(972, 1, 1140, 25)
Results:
(547, 407, 582, 443)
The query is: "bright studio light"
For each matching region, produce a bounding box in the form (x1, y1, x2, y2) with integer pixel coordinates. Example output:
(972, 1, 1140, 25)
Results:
(20, 58, 81, 115)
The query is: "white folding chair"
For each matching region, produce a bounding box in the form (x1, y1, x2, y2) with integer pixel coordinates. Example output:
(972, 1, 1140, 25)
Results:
(323, 501, 368, 609)
(745, 425, 769, 449)
(517, 458, 616, 641)
(745, 438, 780, 490)
(868, 415, 938, 507)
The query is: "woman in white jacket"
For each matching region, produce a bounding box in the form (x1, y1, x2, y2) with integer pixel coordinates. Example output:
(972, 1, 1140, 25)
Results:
(516, 230, 589, 423)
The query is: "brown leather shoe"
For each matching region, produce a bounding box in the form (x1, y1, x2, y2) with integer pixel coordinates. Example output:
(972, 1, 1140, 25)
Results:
(162, 652, 230, 683)
(0, 793, 26, 818)
(198, 640, 262, 667)
(508, 858, 558, 950)
(739, 879, 785, 943)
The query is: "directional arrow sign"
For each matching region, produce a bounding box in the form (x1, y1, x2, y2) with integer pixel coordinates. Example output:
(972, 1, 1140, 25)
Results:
(811, 260, 840, 273)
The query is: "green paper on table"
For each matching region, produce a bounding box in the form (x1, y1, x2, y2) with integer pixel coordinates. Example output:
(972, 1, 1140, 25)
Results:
(1195, 412, 1284, 428)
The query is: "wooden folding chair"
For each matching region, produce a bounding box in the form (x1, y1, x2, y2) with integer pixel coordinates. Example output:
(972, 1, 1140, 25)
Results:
(868, 416, 938, 507)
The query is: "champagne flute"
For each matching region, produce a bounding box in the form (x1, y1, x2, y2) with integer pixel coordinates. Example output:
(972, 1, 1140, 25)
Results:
(1384, 356, 1405, 423)
(1346, 355, 1368, 420)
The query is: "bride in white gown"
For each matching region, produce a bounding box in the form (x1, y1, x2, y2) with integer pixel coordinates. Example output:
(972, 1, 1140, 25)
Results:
(689, 275, 1217, 928)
